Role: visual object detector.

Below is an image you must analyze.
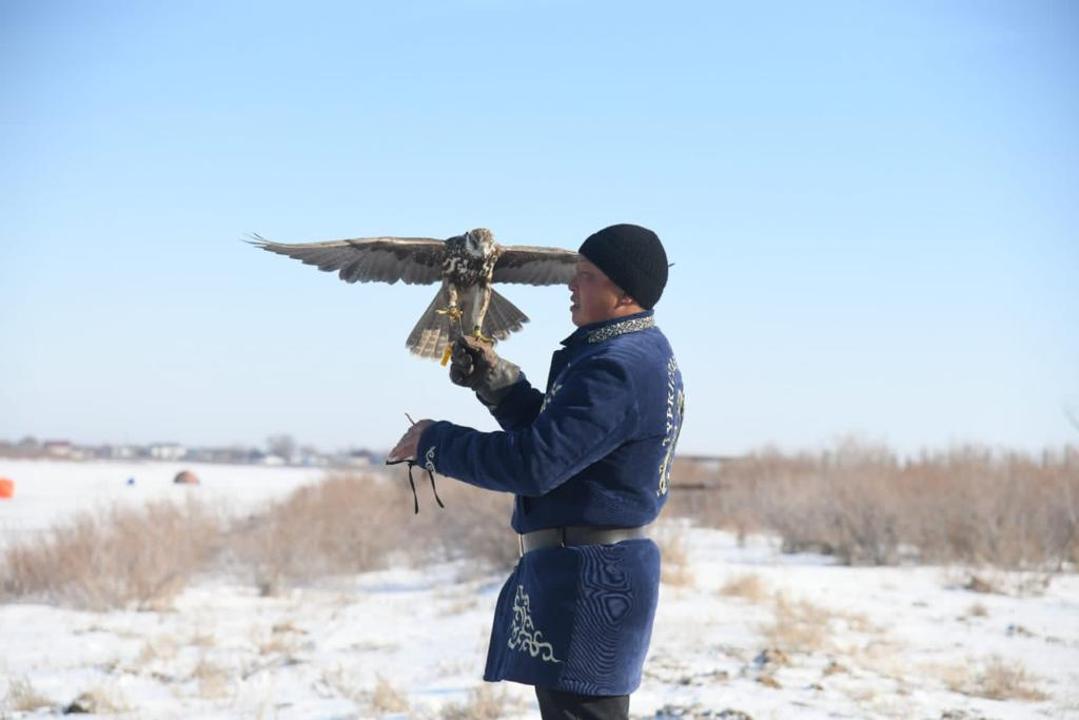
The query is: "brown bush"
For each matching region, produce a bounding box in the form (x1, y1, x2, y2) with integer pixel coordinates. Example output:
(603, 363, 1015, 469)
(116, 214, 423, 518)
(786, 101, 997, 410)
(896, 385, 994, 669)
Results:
(940, 656, 1048, 702)
(0, 469, 519, 608)
(655, 523, 696, 587)
(718, 572, 769, 603)
(4, 677, 54, 713)
(369, 675, 410, 714)
(0, 498, 221, 610)
(228, 472, 408, 593)
(229, 469, 517, 593)
(396, 465, 519, 574)
(668, 442, 1079, 569)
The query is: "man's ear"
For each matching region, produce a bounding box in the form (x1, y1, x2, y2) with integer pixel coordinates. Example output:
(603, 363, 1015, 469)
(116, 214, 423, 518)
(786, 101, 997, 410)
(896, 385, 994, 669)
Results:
(617, 293, 639, 309)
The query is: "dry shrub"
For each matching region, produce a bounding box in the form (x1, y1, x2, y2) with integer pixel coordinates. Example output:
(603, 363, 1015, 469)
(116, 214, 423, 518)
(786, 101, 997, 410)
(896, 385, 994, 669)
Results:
(761, 593, 834, 653)
(941, 656, 1048, 702)
(370, 675, 410, 714)
(138, 635, 180, 665)
(976, 657, 1048, 701)
(399, 468, 518, 574)
(719, 572, 768, 603)
(952, 569, 1053, 597)
(192, 658, 231, 700)
(5, 677, 54, 713)
(0, 498, 221, 610)
(439, 684, 509, 720)
(228, 472, 408, 594)
(0, 468, 518, 608)
(669, 442, 1079, 569)
(655, 524, 695, 587)
(230, 470, 516, 593)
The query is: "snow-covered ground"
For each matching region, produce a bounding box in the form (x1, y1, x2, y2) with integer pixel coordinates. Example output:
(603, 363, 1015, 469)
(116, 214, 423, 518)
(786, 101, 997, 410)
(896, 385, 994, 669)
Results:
(2, 461, 1078, 719)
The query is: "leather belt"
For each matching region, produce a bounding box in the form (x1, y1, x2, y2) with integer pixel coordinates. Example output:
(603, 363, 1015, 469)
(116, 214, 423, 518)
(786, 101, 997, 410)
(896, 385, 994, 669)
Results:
(518, 525, 649, 556)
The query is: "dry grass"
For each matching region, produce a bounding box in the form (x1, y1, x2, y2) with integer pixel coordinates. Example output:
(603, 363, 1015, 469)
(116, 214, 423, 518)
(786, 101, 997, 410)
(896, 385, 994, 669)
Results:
(319, 666, 365, 705)
(137, 635, 180, 665)
(5, 677, 54, 713)
(192, 658, 231, 700)
(439, 684, 510, 720)
(369, 675, 410, 714)
(0, 467, 515, 609)
(761, 594, 834, 653)
(655, 525, 695, 587)
(0, 498, 221, 610)
(230, 470, 516, 594)
(946, 568, 1054, 597)
(759, 592, 873, 655)
(668, 442, 1079, 569)
(977, 657, 1048, 701)
(406, 469, 519, 575)
(939, 656, 1048, 702)
(719, 572, 769, 603)
(228, 473, 407, 595)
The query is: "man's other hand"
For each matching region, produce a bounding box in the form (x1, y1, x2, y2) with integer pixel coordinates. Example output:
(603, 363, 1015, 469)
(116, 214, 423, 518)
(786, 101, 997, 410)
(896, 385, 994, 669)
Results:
(386, 419, 434, 464)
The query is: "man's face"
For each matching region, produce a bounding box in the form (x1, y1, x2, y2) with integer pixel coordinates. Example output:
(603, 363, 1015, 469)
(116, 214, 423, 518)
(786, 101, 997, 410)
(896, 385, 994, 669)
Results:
(568, 257, 627, 327)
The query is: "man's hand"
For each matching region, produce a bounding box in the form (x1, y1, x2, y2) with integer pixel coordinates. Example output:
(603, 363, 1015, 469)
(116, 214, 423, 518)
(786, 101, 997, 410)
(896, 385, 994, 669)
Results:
(448, 336, 521, 406)
(449, 336, 498, 390)
(386, 419, 434, 464)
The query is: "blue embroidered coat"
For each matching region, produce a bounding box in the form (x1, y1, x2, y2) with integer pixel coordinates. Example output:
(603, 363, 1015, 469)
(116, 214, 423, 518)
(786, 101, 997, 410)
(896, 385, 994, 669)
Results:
(416, 310, 686, 695)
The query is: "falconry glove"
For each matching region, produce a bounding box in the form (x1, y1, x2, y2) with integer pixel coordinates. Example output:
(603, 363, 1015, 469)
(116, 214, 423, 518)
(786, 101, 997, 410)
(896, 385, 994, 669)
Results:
(449, 336, 521, 408)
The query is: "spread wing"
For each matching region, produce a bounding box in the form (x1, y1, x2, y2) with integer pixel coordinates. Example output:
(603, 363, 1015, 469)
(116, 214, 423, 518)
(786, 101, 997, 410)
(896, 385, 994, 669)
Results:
(249, 234, 445, 285)
(492, 245, 578, 285)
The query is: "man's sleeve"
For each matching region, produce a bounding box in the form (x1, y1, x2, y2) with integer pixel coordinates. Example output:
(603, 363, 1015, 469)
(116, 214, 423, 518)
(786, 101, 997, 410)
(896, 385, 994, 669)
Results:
(485, 373, 544, 431)
(417, 358, 638, 497)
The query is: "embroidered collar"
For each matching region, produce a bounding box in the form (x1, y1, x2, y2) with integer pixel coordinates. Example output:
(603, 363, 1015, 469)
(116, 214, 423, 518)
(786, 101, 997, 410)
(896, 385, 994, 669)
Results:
(562, 310, 655, 347)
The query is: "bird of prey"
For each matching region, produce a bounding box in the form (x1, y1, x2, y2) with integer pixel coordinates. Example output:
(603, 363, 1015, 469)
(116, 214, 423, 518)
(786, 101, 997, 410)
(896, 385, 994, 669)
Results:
(250, 228, 578, 361)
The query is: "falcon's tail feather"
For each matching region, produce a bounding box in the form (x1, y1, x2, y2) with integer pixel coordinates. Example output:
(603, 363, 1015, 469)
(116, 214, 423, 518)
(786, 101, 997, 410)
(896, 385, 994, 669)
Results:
(482, 289, 529, 342)
(406, 286, 454, 359)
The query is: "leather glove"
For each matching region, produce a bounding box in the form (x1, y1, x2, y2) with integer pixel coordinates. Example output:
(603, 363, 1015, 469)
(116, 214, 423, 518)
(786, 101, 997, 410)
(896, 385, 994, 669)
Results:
(449, 336, 521, 408)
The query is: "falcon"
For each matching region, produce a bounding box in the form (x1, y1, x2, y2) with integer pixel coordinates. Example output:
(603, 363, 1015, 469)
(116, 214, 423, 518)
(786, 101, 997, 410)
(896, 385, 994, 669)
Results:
(250, 228, 578, 361)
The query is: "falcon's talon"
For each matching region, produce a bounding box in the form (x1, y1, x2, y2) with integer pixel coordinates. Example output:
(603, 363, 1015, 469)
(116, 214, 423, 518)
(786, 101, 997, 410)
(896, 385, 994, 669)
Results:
(470, 327, 495, 344)
(436, 306, 464, 322)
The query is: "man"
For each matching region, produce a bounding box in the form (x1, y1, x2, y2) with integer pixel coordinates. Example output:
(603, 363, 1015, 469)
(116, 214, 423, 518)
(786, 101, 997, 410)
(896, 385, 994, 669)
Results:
(388, 223, 685, 720)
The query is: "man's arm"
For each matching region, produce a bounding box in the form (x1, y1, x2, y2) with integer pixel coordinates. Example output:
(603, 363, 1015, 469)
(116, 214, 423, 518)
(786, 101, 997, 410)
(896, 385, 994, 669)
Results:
(419, 357, 638, 496)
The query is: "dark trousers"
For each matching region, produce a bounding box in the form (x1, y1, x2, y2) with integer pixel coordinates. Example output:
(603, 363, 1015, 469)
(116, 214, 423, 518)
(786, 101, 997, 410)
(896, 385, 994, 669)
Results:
(535, 687, 630, 720)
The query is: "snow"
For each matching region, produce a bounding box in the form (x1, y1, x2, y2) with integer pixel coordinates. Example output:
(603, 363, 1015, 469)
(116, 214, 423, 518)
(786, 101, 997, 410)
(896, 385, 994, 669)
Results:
(2, 462, 1078, 719)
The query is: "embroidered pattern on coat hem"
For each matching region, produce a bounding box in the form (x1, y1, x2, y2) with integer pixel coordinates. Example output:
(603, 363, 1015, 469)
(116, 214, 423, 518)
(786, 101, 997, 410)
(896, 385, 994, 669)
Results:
(586, 315, 655, 344)
(507, 585, 562, 663)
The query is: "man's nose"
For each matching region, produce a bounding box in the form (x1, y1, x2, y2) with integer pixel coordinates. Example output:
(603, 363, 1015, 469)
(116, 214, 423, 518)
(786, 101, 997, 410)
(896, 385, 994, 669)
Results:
(568, 275, 578, 291)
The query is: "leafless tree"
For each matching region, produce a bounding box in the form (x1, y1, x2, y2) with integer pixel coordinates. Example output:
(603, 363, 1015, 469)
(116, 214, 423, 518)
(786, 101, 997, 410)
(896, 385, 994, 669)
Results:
(266, 434, 296, 462)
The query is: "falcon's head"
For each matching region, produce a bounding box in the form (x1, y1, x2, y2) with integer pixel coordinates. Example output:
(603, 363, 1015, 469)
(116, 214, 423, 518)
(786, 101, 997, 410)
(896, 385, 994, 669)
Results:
(463, 228, 496, 259)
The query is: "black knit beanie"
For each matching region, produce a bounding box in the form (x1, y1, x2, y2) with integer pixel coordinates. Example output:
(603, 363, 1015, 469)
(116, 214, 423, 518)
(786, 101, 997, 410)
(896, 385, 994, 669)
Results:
(578, 224, 668, 309)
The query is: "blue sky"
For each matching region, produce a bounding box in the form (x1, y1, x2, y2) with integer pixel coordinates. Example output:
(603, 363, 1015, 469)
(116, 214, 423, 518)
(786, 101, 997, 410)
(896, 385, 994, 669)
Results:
(2, 0, 1076, 456)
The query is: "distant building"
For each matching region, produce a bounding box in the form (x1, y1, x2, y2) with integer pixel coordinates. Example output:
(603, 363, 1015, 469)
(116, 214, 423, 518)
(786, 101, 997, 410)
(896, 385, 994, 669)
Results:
(148, 443, 185, 461)
(43, 440, 73, 458)
(99, 444, 138, 460)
